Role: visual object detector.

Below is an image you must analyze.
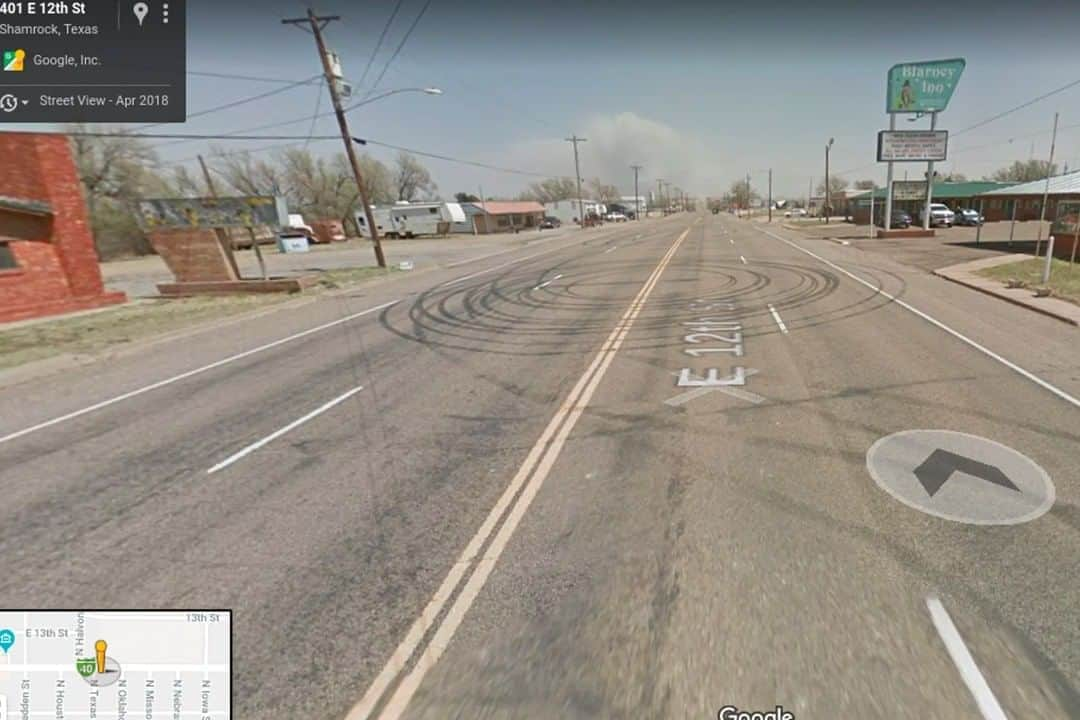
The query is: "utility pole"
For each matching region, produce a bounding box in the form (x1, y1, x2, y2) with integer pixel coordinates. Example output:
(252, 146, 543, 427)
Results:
(631, 164, 642, 221)
(825, 138, 834, 223)
(282, 9, 387, 268)
(745, 172, 751, 217)
(657, 179, 664, 216)
(566, 135, 587, 227)
(196, 154, 245, 279)
(767, 168, 773, 223)
(1036, 111, 1059, 257)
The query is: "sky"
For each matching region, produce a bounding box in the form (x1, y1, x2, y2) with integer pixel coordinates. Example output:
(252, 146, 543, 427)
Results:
(15, 0, 1080, 200)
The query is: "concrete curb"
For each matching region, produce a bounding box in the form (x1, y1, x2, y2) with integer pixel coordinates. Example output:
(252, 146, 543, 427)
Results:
(933, 267, 1079, 327)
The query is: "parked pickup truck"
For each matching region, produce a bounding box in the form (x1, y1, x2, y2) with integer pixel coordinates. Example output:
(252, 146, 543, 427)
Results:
(919, 203, 955, 228)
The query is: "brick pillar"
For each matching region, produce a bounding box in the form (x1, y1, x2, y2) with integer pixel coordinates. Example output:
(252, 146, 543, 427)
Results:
(148, 228, 240, 282)
(0, 133, 108, 299)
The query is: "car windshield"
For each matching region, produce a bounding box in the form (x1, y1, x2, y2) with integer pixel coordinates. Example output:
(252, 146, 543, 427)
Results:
(2, 4, 1078, 720)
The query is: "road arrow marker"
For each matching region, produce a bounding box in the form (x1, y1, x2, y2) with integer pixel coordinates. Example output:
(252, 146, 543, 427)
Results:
(913, 449, 1019, 497)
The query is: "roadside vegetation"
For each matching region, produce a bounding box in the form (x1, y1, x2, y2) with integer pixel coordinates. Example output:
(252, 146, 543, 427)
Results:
(977, 257, 1080, 306)
(0, 267, 401, 371)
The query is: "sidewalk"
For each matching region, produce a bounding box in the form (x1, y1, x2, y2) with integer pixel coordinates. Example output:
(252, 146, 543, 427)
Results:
(933, 254, 1080, 327)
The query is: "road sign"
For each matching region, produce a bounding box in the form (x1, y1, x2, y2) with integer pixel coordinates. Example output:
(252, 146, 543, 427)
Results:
(136, 196, 289, 231)
(877, 130, 948, 162)
(867, 429, 1054, 525)
(886, 58, 965, 114)
(890, 180, 927, 201)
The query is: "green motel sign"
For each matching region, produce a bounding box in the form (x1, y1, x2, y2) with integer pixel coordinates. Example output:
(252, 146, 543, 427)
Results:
(887, 58, 966, 113)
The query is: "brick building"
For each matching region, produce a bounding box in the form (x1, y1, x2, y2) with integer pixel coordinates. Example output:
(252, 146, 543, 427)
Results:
(851, 181, 1014, 225)
(975, 171, 1080, 222)
(0, 132, 125, 323)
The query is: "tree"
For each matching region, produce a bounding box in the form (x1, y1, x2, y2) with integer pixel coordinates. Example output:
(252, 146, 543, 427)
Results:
(728, 179, 759, 209)
(454, 192, 480, 203)
(854, 179, 877, 190)
(939, 172, 967, 182)
(215, 150, 290, 199)
(589, 178, 620, 202)
(816, 176, 849, 214)
(68, 124, 164, 258)
(816, 176, 849, 196)
(520, 177, 577, 203)
(394, 151, 437, 201)
(988, 160, 1058, 183)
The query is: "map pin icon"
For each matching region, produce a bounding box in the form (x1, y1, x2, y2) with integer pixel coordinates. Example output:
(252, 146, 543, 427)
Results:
(133, 2, 149, 26)
(0, 629, 14, 653)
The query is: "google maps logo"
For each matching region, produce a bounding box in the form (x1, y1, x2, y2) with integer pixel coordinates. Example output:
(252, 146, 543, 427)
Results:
(3, 49, 25, 72)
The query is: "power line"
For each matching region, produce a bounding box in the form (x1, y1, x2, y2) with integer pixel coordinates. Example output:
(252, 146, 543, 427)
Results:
(358, 0, 406, 89)
(364, 138, 570, 178)
(954, 77, 1080, 137)
(303, 78, 325, 149)
(365, 0, 434, 98)
(135, 75, 321, 132)
(187, 70, 320, 85)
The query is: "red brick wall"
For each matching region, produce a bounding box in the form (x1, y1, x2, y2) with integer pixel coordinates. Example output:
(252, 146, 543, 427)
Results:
(148, 228, 239, 282)
(0, 132, 124, 323)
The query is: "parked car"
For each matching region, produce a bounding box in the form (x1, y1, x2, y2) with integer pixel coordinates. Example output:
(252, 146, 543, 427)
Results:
(283, 213, 316, 240)
(954, 208, 984, 226)
(919, 203, 955, 228)
(791, 208, 808, 217)
(876, 210, 912, 229)
(605, 212, 628, 222)
(539, 216, 561, 229)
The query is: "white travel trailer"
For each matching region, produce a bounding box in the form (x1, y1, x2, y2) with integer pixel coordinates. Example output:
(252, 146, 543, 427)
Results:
(543, 199, 604, 226)
(356, 201, 467, 238)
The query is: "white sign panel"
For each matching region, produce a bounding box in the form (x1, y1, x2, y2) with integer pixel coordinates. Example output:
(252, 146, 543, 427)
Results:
(891, 180, 927, 201)
(877, 130, 948, 162)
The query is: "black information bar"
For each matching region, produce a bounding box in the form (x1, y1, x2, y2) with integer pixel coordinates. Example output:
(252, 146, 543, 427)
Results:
(0, 0, 186, 122)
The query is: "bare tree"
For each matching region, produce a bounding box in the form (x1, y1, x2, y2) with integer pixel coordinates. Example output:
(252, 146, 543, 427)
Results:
(854, 179, 877, 190)
(728, 179, 759, 209)
(988, 160, 1056, 183)
(214, 150, 290, 200)
(67, 124, 164, 258)
(520, 177, 577, 203)
(394, 151, 437, 201)
(589, 178, 620, 202)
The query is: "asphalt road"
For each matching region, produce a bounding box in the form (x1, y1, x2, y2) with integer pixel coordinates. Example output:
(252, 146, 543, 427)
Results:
(1, 213, 1077, 719)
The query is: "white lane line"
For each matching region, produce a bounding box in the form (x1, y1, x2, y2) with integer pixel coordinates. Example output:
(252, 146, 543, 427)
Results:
(347, 227, 690, 720)
(767, 304, 789, 334)
(533, 273, 564, 290)
(739, 255, 747, 264)
(206, 385, 364, 474)
(926, 597, 1009, 720)
(757, 227, 1080, 410)
(0, 300, 398, 446)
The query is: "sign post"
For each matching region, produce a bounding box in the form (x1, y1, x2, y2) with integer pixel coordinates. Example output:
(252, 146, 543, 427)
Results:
(884, 115, 895, 233)
(883, 58, 965, 234)
(923, 112, 938, 230)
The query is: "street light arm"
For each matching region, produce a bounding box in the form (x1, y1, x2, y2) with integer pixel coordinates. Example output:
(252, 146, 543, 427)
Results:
(344, 87, 442, 112)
